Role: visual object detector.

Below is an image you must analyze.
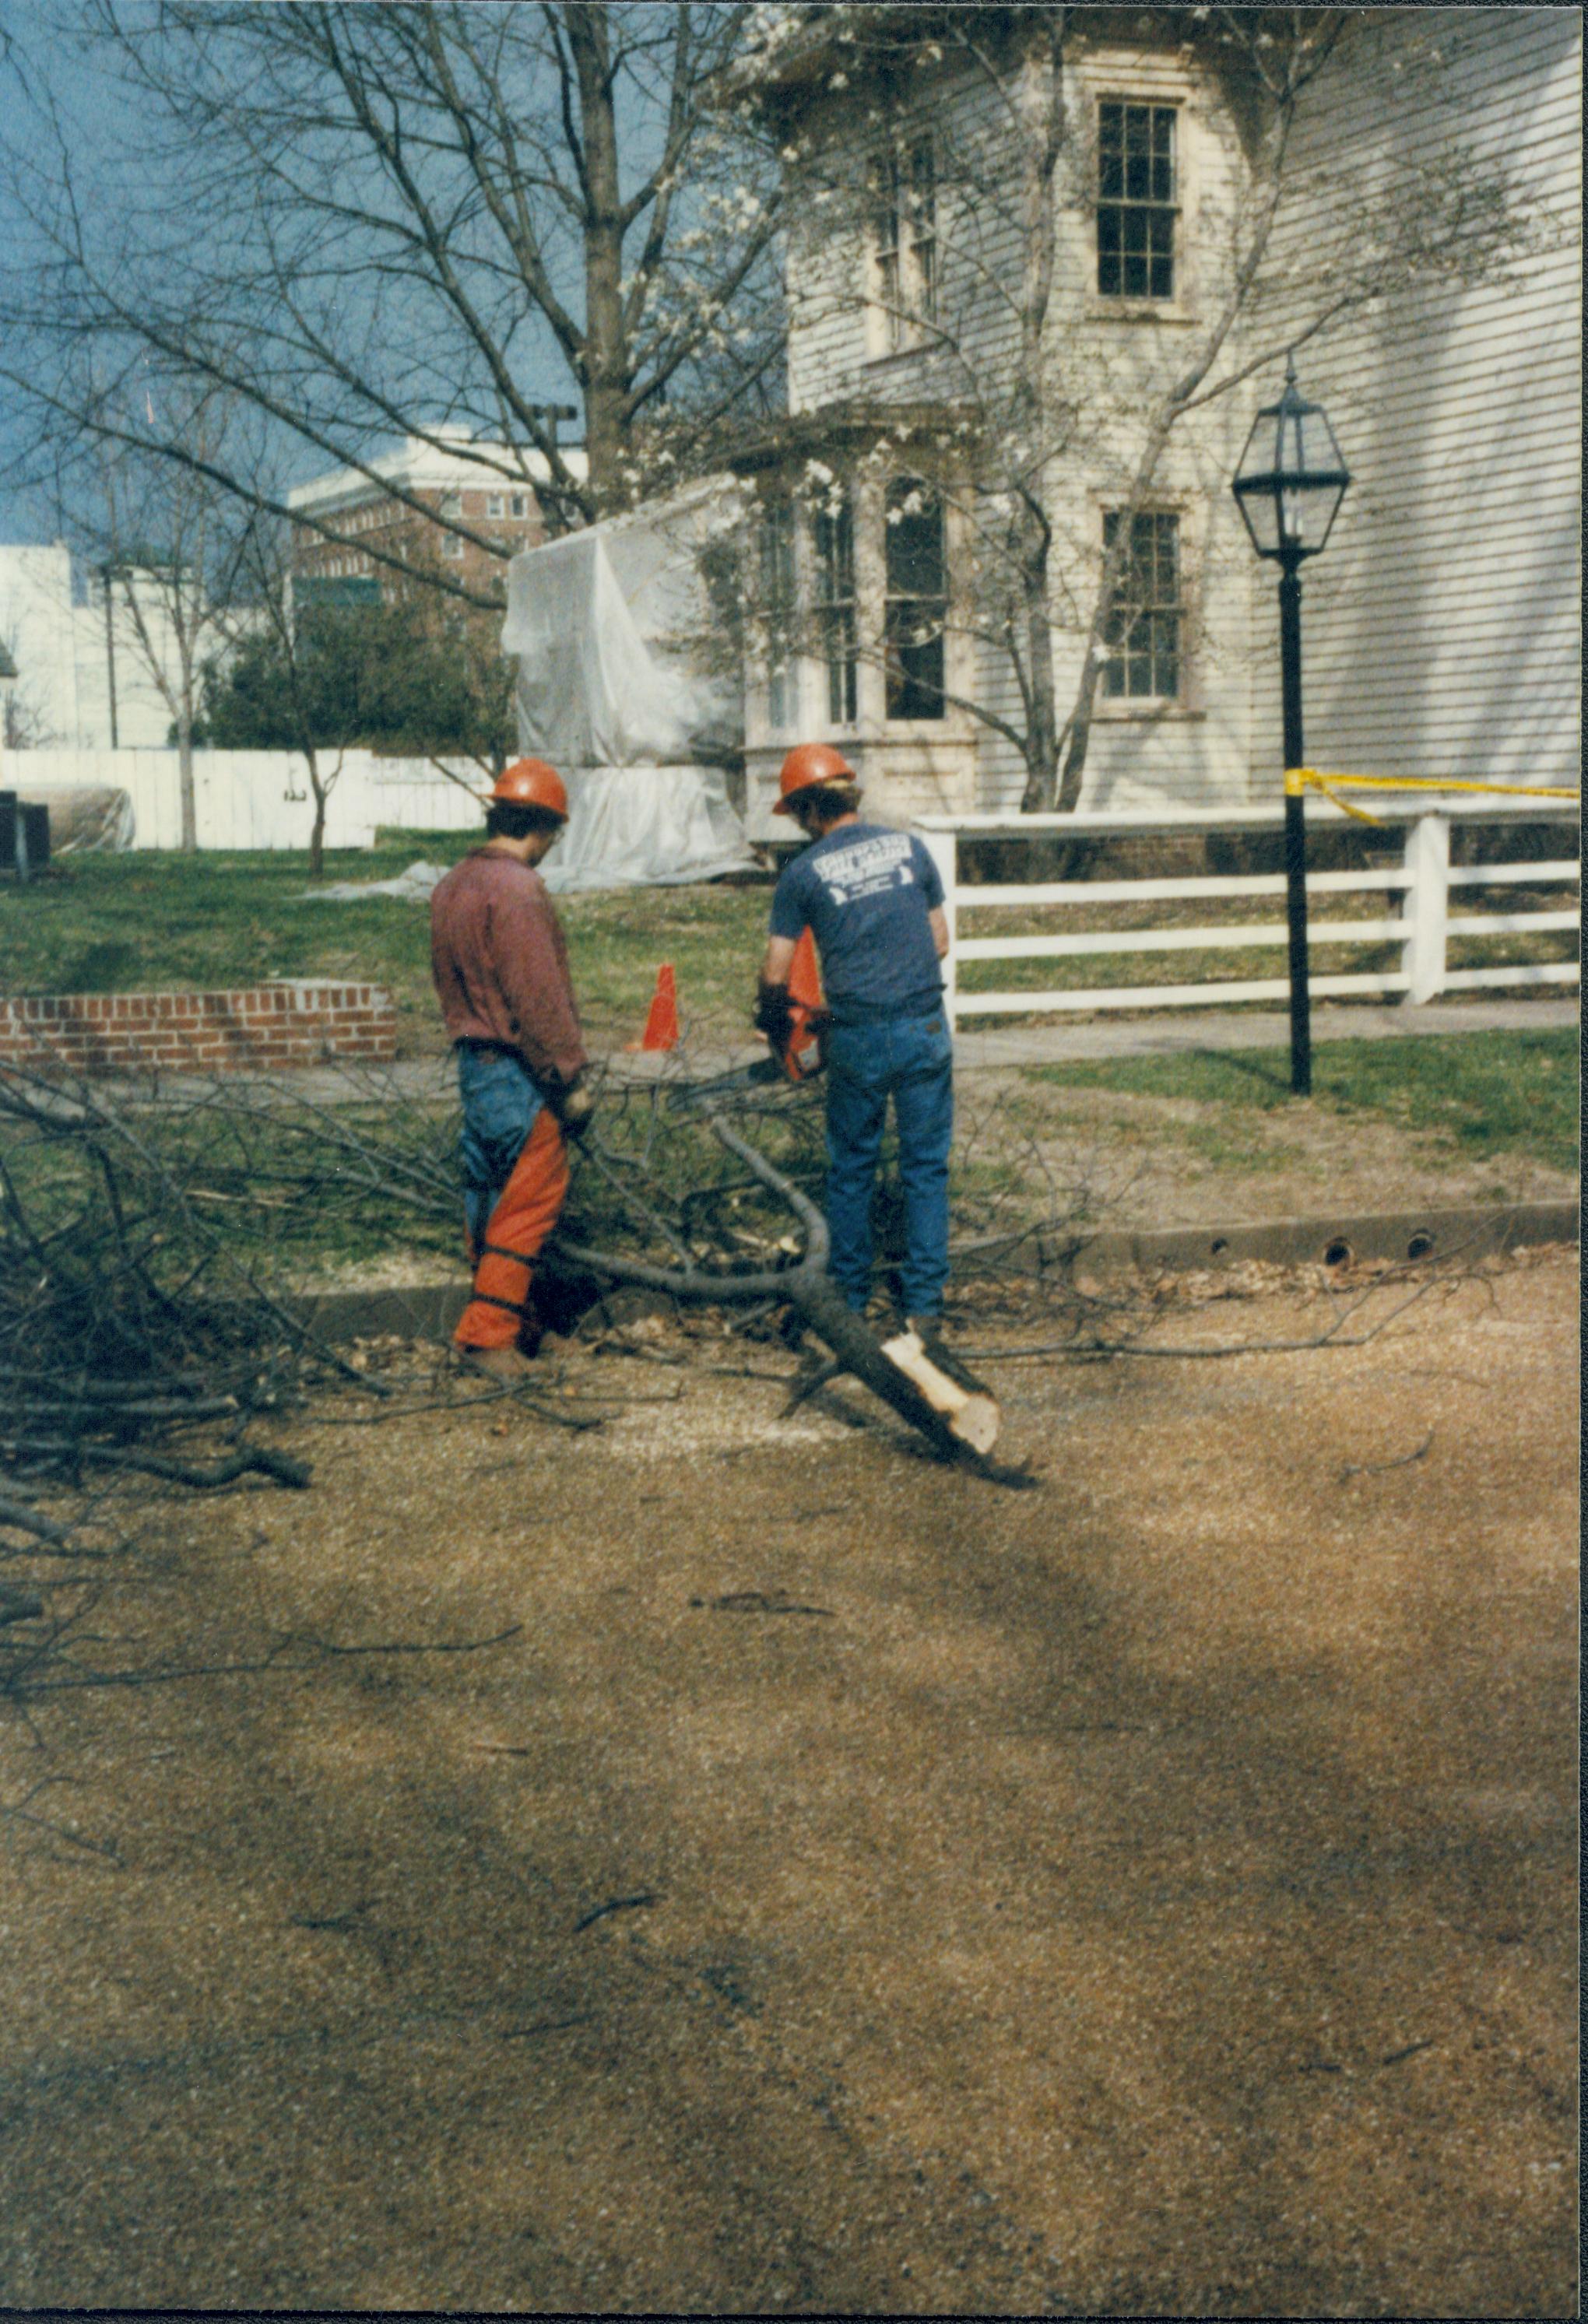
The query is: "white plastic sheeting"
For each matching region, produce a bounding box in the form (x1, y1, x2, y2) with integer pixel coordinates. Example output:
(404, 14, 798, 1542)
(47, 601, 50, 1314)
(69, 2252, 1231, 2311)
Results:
(539, 764, 753, 894)
(11, 785, 135, 853)
(501, 476, 749, 767)
(295, 768, 753, 901)
(499, 477, 758, 890)
(302, 860, 447, 902)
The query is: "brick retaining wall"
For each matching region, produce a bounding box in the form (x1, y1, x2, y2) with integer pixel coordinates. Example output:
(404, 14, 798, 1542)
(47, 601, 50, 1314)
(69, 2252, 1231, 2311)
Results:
(0, 981, 397, 1075)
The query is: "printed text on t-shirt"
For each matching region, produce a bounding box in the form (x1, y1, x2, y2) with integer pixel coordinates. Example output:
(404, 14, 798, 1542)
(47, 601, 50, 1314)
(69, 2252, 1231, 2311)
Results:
(814, 830, 917, 907)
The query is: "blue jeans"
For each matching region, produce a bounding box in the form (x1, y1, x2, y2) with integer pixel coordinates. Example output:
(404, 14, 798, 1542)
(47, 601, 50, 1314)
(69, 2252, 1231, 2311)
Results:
(456, 1044, 546, 1255)
(823, 1014, 954, 1318)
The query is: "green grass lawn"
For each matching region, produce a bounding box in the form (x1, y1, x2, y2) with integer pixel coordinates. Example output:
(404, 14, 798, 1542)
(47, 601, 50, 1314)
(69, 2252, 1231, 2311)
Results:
(0, 837, 774, 1055)
(1024, 1029, 1580, 1178)
(7, 844, 1575, 1056)
(2, 850, 1581, 1189)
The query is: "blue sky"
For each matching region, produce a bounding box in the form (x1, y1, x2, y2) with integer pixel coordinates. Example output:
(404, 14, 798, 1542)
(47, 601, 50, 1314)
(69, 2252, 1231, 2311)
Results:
(0, 2, 627, 545)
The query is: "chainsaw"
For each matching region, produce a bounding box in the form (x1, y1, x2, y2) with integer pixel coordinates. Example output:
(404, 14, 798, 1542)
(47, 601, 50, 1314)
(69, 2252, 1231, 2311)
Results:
(668, 927, 828, 1110)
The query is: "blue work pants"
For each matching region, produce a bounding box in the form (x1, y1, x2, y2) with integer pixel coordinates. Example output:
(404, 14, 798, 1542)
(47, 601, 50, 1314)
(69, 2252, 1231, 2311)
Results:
(823, 1014, 954, 1318)
(457, 1043, 547, 1254)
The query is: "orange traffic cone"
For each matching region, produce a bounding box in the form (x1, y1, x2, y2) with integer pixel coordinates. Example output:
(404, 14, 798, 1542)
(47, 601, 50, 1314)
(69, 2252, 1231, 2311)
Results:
(633, 962, 680, 1051)
(788, 927, 822, 1014)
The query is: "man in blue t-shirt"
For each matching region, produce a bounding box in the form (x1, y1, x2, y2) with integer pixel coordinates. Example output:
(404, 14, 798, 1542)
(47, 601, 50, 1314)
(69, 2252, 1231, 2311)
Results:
(756, 742, 954, 1344)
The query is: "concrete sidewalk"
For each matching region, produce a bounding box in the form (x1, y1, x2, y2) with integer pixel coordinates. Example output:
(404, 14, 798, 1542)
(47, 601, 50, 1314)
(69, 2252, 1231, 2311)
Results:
(59, 994, 1575, 1109)
(950, 993, 1579, 1071)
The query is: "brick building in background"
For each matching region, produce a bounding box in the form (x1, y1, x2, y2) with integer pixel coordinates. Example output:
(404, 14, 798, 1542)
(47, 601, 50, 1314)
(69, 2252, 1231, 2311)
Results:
(286, 426, 588, 609)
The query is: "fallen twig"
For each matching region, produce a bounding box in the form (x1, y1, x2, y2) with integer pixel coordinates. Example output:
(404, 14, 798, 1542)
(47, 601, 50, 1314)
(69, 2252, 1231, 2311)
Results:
(0, 1497, 70, 1544)
(286, 1622, 525, 1659)
(574, 1890, 659, 1933)
(1340, 1429, 1435, 1479)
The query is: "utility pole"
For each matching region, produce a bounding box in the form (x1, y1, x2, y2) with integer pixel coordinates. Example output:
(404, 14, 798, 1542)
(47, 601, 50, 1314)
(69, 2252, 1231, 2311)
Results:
(100, 563, 121, 749)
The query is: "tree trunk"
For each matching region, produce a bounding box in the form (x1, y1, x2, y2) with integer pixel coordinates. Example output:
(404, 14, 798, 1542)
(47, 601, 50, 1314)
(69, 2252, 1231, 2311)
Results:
(306, 746, 327, 878)
(177, 690, 197, 852)
(1017, 511, 1059, 813)
(1008, 18, 1065, 816)
(566, 3, 628, 509)
(553, 1109, 1031, 1486)
(1053, 664, 1099, 815)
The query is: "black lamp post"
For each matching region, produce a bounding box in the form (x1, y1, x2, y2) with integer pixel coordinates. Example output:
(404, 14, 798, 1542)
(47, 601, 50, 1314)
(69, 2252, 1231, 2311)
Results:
(1231, 353, 1350, 1094)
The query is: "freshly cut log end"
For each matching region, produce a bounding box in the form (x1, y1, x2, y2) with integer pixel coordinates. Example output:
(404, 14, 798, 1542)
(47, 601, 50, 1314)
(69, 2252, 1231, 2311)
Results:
(880, 1329, 1002, 1457)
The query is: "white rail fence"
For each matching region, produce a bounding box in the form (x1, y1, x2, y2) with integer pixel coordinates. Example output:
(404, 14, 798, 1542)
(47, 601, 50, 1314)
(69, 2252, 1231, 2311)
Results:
(0, 750, 490, 852)
(912, 803, 1579, 1023)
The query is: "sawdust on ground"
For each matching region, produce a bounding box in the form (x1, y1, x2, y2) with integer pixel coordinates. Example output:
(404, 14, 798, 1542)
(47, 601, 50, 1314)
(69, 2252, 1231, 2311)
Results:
(0, 1250, 1577, 2316)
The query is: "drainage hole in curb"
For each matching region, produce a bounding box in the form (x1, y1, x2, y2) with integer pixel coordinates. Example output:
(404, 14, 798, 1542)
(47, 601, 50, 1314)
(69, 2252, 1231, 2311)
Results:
(1323, 1238, 1353, 1268)
(1407, 1230, 1435, 1260)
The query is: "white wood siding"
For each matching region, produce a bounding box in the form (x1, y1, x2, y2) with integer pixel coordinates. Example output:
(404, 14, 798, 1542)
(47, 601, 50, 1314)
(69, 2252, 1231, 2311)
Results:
(775, 11, 1580, 816)
(1246, 9, 1582, 793)
(782, 30, 1263, 814)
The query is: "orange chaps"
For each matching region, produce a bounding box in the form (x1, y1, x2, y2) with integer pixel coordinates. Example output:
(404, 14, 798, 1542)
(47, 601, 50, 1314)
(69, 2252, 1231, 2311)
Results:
(455, 1108, 571, 1350)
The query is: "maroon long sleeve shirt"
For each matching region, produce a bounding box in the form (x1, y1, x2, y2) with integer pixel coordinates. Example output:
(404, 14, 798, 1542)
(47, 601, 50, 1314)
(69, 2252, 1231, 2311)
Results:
(430, 848, 588, 1088)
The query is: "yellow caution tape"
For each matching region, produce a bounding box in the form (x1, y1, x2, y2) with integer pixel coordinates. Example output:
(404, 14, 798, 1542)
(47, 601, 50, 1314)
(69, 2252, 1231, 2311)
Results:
(1284, 768, 1583, 826)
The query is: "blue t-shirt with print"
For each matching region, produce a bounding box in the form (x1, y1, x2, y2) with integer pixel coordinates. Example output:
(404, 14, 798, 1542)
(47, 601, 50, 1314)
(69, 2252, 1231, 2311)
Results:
(769, 820, 945, 1026)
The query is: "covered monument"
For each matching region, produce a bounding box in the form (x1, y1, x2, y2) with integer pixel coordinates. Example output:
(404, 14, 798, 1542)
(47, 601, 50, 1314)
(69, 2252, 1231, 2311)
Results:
(499, 477, 758, 893)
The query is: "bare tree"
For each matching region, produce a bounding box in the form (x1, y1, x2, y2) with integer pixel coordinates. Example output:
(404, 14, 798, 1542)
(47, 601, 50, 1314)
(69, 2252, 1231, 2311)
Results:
(771, 5, 1544, 811)
(0, 2, 784, 602)
(216, 514, 348, 878)
(66, 381, 253, 850)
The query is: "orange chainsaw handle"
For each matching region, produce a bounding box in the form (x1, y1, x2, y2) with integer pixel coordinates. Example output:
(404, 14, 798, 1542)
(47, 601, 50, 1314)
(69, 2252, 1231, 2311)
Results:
(782, 928, 827, 1083)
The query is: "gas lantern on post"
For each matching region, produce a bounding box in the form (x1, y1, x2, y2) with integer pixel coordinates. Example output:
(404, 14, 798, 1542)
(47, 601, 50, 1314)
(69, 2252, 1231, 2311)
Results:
(1231, 353, 1351, 1095)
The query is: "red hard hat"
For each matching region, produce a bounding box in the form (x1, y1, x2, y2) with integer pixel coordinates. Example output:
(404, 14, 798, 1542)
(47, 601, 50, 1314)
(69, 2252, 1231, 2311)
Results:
(490, 757, 568, 820)
(773, 741, 856, 815)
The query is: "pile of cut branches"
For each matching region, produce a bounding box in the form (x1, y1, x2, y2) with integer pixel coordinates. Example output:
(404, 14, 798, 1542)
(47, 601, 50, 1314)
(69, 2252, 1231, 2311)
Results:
(0, 1042, 1484, 1711)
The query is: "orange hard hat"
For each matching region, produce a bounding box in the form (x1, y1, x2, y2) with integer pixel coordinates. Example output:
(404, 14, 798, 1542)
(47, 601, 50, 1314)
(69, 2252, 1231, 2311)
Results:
(773, 741, 857, 815)
(490, 757, 568, 820)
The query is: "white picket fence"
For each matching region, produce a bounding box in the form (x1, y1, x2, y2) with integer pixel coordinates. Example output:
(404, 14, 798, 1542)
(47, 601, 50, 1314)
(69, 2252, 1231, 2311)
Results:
(911, 802, 1580, 1023)
(0, 749, 490, 852)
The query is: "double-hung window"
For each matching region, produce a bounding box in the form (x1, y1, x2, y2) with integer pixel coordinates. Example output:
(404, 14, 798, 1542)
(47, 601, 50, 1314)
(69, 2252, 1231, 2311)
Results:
(760, 497, 798, 730)
(813, 493, 858, 725)
(1101, 510, 1181, 700)
(1097, 100, 1177, 300)
(870, 135, 937, 352)
(884, 479, 947, 721)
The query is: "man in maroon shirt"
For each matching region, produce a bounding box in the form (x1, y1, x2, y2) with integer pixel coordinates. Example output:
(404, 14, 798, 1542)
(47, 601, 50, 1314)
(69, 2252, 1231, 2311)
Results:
(430, 758, 593, 1378)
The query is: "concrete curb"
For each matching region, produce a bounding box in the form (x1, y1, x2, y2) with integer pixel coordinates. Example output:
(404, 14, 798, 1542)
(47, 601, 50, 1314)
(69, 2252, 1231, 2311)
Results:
(1063, 1198, 1579, 1280)
(290, 1199, 1579, 1344)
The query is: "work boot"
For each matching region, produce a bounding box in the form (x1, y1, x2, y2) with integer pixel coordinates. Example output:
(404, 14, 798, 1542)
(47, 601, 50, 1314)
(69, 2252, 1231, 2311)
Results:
(462, 1343, 537, 1382)
(907, 1315, 992, 1399)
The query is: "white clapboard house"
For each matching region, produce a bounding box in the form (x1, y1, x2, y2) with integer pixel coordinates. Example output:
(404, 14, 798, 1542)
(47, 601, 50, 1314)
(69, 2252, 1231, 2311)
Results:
(728, 5, 1581, 839)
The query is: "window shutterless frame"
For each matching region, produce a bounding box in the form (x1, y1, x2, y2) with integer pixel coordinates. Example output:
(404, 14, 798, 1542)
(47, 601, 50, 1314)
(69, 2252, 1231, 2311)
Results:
(1097, 100, 1178, 300)
(1101, 509, 1182, 700)
(884, 479, 947, 721)
(759, 497, 799, 730)
(869, 134, 938, 353)
(813, 494, 859, 725)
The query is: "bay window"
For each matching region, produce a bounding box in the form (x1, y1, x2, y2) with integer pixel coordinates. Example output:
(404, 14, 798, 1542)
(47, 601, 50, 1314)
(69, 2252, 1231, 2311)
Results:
(884, 479, 947, 721)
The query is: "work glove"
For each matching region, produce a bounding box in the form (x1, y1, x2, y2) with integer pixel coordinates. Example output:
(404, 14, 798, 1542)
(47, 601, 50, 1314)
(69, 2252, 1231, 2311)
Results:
(550, 1071, 597, 1139)
(754, 980, 795, 1057)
